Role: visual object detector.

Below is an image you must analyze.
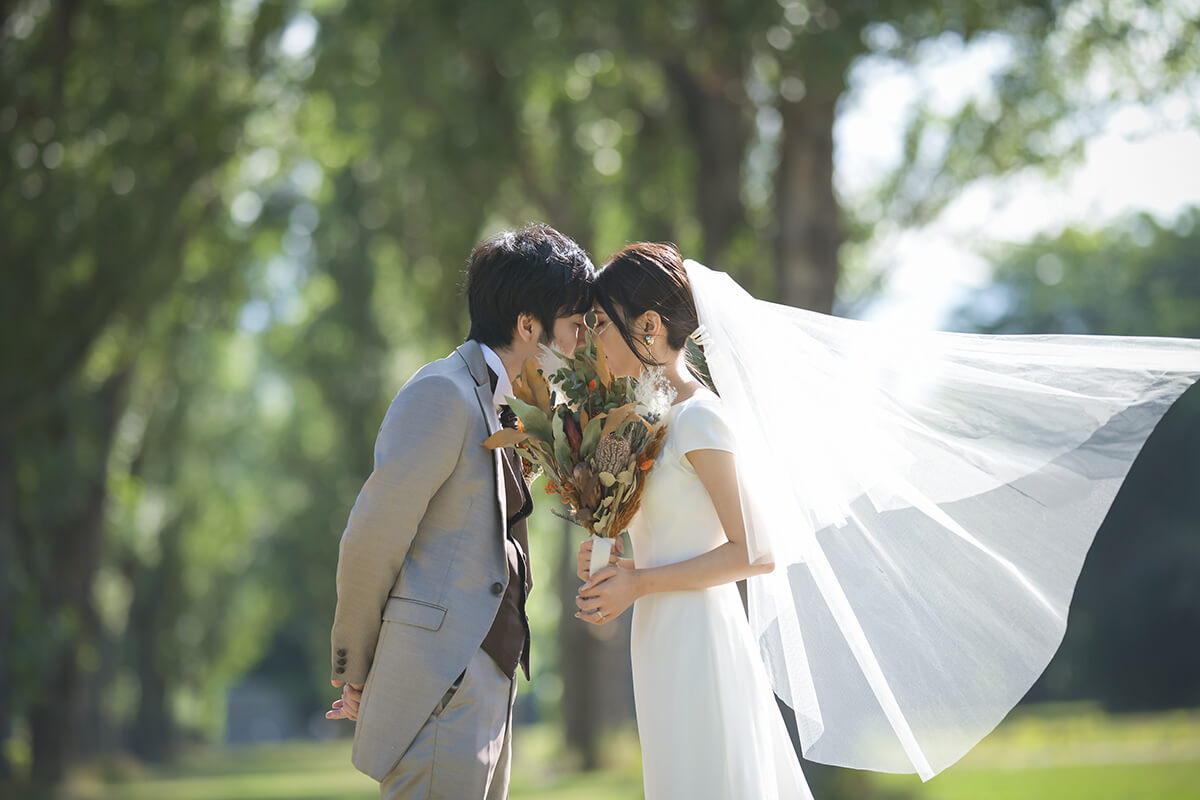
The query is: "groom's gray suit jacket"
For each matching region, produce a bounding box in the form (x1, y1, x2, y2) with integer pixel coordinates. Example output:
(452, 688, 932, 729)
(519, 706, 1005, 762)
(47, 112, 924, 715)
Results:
(330, 340, 519, 781)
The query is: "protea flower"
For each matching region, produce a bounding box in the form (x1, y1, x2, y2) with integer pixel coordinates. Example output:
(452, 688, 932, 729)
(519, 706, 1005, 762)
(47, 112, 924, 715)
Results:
(595, 433, 631, 476)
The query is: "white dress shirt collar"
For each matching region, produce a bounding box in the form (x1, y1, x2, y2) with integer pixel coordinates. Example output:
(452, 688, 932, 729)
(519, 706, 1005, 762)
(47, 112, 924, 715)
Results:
(478, 343, 514, 410)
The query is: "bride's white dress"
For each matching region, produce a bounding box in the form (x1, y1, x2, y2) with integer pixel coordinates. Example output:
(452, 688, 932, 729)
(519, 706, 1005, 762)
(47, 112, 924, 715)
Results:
(628, 387, 813, 800)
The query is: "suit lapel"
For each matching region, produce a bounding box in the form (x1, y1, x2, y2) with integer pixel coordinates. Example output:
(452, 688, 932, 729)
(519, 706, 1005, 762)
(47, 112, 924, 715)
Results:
(455, 341, 507, 530)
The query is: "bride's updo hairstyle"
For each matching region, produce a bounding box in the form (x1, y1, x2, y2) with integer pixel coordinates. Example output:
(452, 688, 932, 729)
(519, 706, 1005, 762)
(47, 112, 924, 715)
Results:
(594, 242, 714, 390)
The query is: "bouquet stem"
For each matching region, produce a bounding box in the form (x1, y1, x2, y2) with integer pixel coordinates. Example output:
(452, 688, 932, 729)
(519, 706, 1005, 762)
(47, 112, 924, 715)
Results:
(588, 534, 614, 577)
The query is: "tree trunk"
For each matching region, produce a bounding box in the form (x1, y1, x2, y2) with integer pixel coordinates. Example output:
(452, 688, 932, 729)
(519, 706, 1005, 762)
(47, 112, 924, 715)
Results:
(28, 659, 78, 786)
(775, 90, 842, 313)
(25, 370, 129, 788)
(129, 662, 172, 762)
(664, 62, 750, 266)
(75, 625, 121, 761)
(557, 524, 600, 769)
(557, 521, 634, 770)
(0, 437, 13, 782)
(774, 89, 868, 797)
(126, 517, 185, 762)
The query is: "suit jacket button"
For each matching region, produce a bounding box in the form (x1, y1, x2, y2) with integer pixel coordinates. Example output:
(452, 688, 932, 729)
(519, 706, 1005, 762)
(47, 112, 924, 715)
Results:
(337, 658, 347, 666)
(491, 581, 504, 595)
(337, 648, 347, 657)
(335, 667, 345, 674)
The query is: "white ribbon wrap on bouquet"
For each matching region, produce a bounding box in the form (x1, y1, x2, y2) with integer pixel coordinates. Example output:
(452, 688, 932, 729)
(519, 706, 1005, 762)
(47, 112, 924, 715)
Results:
(589, 534, 614, 577)
(684, 258, 1200, 780)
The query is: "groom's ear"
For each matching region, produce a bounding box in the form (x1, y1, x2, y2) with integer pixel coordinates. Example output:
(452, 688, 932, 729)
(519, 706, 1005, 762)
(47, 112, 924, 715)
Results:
(513, 311, 541, 346)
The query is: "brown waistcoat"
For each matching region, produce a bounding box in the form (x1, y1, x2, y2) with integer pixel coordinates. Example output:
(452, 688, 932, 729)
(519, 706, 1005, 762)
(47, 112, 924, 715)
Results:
(480, 386, 533, 679)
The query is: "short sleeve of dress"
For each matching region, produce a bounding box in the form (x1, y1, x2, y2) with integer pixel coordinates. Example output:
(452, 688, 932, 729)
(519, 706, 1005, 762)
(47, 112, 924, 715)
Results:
(672, 397, 735, 465)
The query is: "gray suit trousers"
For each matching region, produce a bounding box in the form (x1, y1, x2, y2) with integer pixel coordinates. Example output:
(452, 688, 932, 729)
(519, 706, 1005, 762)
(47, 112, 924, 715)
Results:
(379, 646, 518, 800)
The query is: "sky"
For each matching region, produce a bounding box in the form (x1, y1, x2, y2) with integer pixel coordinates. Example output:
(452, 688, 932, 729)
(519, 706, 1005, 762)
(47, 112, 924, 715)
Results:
(835, 33, 1200, 329)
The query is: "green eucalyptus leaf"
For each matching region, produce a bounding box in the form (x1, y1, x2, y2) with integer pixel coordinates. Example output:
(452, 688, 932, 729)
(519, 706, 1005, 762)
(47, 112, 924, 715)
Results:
(580, 415, 604, 459)
(508, 397, 552, 440)
(553, 412, 571, 465)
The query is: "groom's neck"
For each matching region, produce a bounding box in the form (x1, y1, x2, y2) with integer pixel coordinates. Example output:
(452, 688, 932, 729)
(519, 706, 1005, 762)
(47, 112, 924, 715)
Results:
(491, 345, 523, 382)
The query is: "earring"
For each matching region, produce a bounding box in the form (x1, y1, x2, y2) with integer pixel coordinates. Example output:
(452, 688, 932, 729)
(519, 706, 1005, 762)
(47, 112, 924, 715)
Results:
(644, 335, 655, 346)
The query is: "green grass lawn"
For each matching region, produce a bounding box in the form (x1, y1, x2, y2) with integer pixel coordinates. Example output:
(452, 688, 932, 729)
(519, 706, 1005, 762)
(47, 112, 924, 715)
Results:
(57, 705, 1200, 800)
(62, 723, 645, 800)
(870, 705, 1200, 800)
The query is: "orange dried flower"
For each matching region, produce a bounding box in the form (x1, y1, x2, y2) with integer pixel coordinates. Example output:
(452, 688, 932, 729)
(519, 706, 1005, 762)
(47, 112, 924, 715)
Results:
(639, 459, 654, 471)
(545, 482, 558, 495)
(588, 379, 597, 391)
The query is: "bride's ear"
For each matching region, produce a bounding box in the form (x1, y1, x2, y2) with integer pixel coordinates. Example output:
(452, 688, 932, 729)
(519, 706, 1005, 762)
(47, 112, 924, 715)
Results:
(639, 311, 663, 339)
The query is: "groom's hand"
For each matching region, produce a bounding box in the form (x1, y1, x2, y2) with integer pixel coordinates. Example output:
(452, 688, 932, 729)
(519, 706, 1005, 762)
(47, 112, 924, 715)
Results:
(326, 680, 364, 721)
(576, 536, 624, 582)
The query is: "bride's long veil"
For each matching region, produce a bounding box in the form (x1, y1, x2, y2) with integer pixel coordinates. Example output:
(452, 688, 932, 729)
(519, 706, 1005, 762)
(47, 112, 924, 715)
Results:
(684, 259, 1200, 780)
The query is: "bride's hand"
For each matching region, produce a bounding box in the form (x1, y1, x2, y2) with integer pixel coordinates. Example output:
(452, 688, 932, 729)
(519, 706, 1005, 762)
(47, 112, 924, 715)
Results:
(575, 564, 639, 626)
(575, 536, 625, 582)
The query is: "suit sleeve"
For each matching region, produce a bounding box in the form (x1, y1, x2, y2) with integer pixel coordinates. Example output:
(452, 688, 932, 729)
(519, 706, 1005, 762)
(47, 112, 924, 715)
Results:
(330, 374, 469, 684)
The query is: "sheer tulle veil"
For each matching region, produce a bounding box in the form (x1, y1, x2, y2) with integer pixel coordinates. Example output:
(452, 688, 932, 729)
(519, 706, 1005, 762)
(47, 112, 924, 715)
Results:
(683, 258, 1200, 779)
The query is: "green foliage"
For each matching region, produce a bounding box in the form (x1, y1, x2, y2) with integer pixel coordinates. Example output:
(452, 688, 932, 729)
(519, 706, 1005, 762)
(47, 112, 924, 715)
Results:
(954, 210, 1200, 338)
(863, 2, 1200, 234)
(0, 0, 298, 774)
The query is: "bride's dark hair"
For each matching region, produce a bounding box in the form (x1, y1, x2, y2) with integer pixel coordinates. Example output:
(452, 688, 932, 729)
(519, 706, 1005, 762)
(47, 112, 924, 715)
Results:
(593, 242, 715, 392)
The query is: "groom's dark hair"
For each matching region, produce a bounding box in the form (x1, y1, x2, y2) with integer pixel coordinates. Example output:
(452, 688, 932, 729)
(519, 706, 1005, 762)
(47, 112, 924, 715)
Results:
(466, 223, 595, 348)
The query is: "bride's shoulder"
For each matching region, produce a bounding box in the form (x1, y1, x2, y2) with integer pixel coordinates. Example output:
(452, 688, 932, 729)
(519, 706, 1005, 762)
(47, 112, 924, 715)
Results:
(673, 381, 718, 405)
(677, 384, 722, 413)
(670, 387, 734, 456)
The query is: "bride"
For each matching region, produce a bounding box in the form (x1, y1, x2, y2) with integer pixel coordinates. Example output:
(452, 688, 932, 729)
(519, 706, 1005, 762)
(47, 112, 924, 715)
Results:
(573, 242, 1200, 799)
(577, 242, 811, 798)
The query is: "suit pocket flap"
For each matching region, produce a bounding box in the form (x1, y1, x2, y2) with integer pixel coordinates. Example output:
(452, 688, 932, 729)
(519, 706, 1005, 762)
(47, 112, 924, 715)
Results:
(382, 597, 446, 631)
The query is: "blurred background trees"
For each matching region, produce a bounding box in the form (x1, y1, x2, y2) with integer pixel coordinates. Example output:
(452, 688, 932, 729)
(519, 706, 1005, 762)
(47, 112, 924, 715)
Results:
(2, 0, 295, 786)
(2, 0, 1198, 796)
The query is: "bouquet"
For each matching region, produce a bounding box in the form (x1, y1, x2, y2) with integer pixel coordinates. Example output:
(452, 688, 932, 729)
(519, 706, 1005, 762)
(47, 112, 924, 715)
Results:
(482, 331, 675, 575)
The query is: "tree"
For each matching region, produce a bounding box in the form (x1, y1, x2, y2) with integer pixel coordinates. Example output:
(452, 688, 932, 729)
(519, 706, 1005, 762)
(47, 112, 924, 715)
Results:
(0, 1, 292, 786)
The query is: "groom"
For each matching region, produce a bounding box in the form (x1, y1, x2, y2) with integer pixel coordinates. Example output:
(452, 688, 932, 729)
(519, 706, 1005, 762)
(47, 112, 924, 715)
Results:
(326, 223, 594, 799)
